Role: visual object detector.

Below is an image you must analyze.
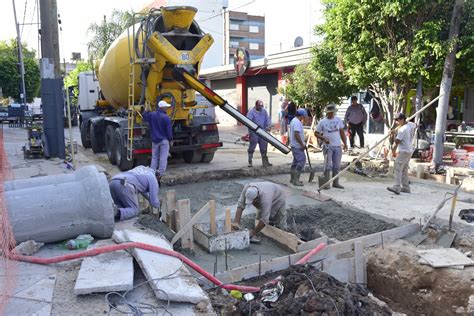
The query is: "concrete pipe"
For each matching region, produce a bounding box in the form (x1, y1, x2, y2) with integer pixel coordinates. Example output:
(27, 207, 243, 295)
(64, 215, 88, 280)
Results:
(5, 165, 115, 244)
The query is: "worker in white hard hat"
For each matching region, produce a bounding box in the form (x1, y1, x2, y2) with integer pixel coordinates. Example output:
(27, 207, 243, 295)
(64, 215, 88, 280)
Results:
(232, 182, 287, 244)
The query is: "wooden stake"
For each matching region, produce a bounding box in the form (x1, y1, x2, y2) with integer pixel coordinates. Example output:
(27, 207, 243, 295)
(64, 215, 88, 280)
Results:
(225, 208, 231, 233)
(177, 199, 193, 250)
(165, 190, 176, 230)
(209, 200, 217, 235)
(171, 201, 210, 245)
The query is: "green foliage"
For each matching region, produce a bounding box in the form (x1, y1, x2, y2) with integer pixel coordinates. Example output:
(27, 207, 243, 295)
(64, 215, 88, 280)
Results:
(284, 44, 356, 119)
(87, 9, 134, 60)
(455, 0, 474, 85)
(0, 40, 40, 103)
(64, 61, 93, 103)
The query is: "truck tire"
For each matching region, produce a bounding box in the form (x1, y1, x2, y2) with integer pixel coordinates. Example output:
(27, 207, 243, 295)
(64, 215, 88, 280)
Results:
(200, 152, 215, 163)
(80, 121, 91, 149)
(114, 128, 133, 171)
(183, 150, 202, 163)
(90, 123, 104, 153)
(105, 125, 116, 164)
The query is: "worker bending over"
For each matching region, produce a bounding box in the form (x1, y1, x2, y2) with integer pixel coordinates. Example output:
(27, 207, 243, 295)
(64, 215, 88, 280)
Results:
(232, 182, 287, 244)
(109, 165, 160, 221)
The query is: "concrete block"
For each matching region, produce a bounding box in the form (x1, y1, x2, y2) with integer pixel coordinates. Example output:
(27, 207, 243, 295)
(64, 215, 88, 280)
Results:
(193, 221, 250, 253)
(14, 275, 56, 302)
(461, 176, 474, 193)
(115, 229, 209, 304)
(74, 240, 134, 295)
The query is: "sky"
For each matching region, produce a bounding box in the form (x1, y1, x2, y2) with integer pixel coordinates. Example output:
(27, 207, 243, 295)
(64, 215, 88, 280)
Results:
(0, 0, 324, 66)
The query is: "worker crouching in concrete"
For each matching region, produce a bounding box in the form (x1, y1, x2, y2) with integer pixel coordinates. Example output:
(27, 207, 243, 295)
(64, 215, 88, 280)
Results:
(232, 182, 287, 244)
(247, 100, 272, 168)
(109, 165, 160, 221)
(290, 109, 308, 186)
(314, 104, 348, 189)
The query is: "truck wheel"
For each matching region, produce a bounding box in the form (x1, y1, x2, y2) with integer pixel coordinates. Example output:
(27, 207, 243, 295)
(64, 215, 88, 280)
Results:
(200, 152, 215, 163)
(114, 128, 133, 171)
(90, 123, 104, 153)
(183, 150, 202, 163)
(105, 125, 116, 164)
(80, 121, 91, 148)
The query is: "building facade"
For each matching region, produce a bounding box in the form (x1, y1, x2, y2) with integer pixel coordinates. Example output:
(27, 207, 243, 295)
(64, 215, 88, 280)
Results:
(224, 11, 265, 65)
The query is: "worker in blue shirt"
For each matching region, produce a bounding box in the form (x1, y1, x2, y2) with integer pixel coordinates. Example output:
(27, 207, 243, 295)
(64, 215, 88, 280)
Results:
(143, 100, 173, 177)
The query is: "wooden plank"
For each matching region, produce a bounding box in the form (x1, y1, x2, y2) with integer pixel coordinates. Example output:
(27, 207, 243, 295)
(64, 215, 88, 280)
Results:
(259, 224, 302, 252)
(171, 201, 210, 245)
(209, 200, 216, 235)
(225, 208, 231, 233)
(165, 190, 176, 230)
(354, 241, 365, 286)
(302, 190, 332, 202)
(322, 257, 353, 283)
(297, 236, 329, 252)
(177, 199, 193, 250)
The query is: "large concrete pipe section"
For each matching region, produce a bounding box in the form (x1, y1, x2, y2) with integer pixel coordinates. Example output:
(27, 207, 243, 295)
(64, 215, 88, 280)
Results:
(5, 165, 114, 244)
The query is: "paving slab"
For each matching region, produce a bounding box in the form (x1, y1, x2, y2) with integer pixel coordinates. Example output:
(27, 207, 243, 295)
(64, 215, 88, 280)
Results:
(417, 248, 474, 268)
(113, 229, 209, 304)
(74, 240, 134, 295)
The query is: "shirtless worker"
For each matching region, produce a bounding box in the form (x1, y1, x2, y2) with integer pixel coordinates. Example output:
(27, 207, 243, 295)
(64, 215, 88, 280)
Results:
(232, 182, 287, 244)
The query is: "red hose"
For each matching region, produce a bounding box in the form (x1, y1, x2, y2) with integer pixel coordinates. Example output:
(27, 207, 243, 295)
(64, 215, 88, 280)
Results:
(9, 242, 261, 293)
(295, 242, 327, 265)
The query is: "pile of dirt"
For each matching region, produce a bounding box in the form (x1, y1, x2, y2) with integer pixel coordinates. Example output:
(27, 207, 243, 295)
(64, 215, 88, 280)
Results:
(210, 265, 392, 315)
(350, 159, 389, 178)
(286, 204, 396, 241)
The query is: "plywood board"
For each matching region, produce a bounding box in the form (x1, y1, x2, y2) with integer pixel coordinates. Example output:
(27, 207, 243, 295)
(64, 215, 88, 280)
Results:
(259, 224, 302, 252)
(297, 236, 329, 252)
(417, 248, 474, 268)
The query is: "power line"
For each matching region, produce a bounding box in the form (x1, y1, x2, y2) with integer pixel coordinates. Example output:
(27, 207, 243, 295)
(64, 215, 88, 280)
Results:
(197, 0, 256, 23)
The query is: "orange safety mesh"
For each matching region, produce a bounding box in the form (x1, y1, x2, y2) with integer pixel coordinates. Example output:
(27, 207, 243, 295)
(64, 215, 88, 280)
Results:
(0, 125, 17, 313)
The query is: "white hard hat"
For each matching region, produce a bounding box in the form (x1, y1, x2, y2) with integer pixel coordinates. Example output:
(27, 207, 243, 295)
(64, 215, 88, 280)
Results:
(158, 100, 171, 108)
(245, 187, 258, 205)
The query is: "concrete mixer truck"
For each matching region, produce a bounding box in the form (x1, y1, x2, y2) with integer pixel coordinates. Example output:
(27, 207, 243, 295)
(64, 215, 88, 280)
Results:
(79, 6, 289, 171)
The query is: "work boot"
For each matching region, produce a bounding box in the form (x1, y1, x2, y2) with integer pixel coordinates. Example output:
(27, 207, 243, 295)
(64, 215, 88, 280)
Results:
(320, 170, 331, 190)
(332, 171, 344, 189)
(387, 186, 400, 195)
(248, 152, 253, 167)
(290, 166, 296, 184)
(293, 170, 304, 186)
(261, 151, 272, 167)
(401, 187, 411, 193)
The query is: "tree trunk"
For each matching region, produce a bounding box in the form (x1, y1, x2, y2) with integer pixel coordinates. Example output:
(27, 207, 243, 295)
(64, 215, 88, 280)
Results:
(432, 0, 464, 169)
(415, 78, 423, 125)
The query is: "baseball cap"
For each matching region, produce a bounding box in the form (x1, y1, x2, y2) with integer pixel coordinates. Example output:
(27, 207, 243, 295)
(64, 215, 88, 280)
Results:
(296, 109, 307, 117)
(245, 187, 258, 205)
(394, 112, 406, 120)
(325, 104, 337, 113)
(158, 100, 171, 108)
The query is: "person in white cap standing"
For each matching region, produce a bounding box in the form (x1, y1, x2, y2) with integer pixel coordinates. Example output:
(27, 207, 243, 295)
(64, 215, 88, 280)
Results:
(232, 182, 287, 244)
(143, 100, 173, 178)
(314, 104, 348, 189)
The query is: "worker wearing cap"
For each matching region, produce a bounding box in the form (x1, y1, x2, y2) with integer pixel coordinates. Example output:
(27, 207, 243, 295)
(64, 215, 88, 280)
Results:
(109, 165, 160, 221)
(143, 100, 173, 178)
(247, 100, 272, 168)
(289, 109, 308, 186)
(314, 104, 348, 189)
(387, 113, 417, 195)
(232, 182, 287, 244)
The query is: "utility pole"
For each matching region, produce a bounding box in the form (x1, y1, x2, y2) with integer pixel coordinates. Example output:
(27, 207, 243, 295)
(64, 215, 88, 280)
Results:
(39, 0, 65, 158)
(432, 0, 464, 169)
(12, 0, 27, 107)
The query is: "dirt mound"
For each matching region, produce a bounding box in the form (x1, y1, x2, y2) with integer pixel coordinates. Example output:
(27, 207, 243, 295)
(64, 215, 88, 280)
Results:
(233, 265, 391, 315)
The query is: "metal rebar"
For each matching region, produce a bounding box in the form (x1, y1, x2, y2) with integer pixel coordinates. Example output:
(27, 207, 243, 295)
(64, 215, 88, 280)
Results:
(258, 255, 261, 276)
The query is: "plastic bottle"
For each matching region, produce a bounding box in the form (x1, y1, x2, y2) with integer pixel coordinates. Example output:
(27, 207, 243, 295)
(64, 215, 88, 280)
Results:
(65, 234, 94, 250)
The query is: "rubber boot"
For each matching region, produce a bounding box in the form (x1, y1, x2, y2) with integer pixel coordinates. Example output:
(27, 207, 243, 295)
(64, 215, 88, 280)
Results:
(261, 151, 272, 167)
(290, 166, 296, 184)
(248, 152, 253, 167)
(320, 170, 331, 190)
(293, 170, 304, 186)
(332, 171, 344, 189)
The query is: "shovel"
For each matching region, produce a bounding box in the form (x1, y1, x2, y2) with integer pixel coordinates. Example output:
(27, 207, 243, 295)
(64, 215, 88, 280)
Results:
(305, 148, 315, 182)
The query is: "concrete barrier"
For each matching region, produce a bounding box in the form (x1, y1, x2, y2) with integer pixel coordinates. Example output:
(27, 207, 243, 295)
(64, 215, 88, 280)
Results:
(5, 165, 114, 244)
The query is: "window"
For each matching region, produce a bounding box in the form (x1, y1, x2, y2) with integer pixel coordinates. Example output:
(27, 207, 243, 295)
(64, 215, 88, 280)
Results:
(230, 41, 239, 48)
(229, 57, 234, 64)
(249, 25, 259, 33)
(230, 23, 239, 31)
(249, 43, 259, 50)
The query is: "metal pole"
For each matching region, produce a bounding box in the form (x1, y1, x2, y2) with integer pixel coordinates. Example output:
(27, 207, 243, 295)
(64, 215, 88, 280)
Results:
(12, 0, 28, 107)
(65, 83, 75, 168)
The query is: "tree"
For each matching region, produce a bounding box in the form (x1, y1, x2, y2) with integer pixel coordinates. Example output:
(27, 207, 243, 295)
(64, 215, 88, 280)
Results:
(284, 44, 356, 119)
(0, 40, 40, 103)
(87, 9, 134, 60)
(316, 0, 466, 127)
(64, 61, 93, 104)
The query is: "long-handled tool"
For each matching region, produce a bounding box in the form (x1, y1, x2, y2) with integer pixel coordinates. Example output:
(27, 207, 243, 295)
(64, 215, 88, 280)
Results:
(316, 94, 443, 192)
(305, 147, 315, 182)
